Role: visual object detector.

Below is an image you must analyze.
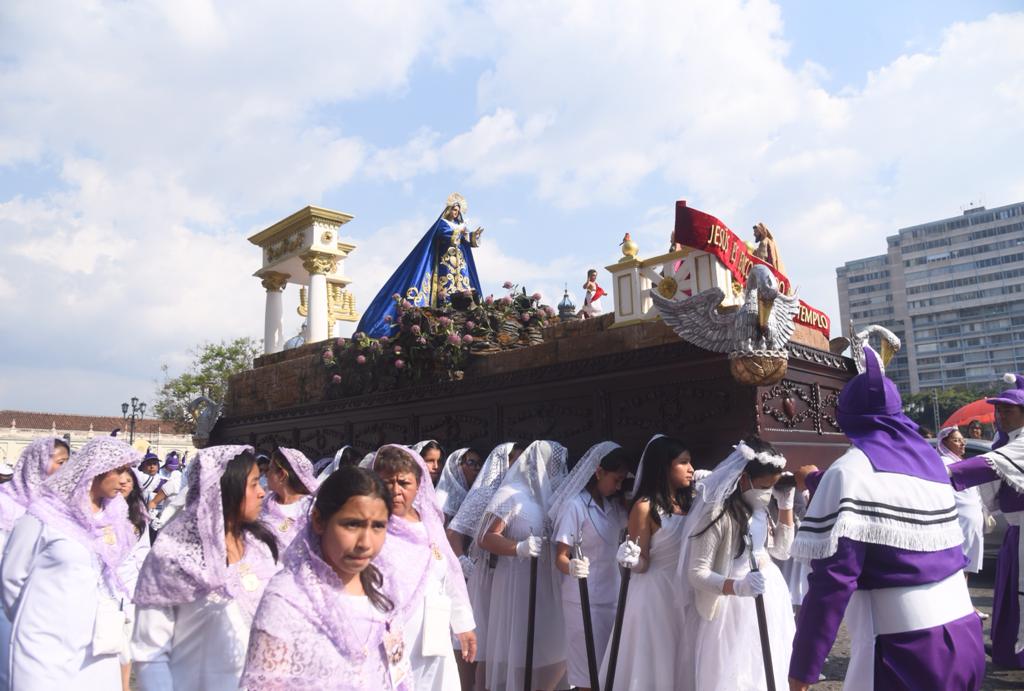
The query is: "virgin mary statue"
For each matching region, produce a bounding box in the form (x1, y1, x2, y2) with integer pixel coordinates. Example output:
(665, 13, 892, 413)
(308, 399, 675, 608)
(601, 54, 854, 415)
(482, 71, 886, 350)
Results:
(356, 193, 484, 338)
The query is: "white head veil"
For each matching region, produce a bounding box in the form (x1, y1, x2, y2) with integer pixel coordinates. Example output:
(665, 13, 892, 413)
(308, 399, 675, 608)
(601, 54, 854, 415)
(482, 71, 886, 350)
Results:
(315, 445, 351, 483)
(627, 434, 665, 500)
(548, 441, 620, 522)
(357, 452, 376, 469)
(675, 441, 786, 605)
(449, 442, 514, 538)
(477, 440, 568, 542)
(435, 448, 470, 518)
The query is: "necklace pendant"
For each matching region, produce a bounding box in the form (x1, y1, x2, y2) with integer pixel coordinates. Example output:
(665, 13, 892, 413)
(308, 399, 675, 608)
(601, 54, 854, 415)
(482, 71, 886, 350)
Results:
(431, 543, 442, 561)
(102, 526, 116, 545)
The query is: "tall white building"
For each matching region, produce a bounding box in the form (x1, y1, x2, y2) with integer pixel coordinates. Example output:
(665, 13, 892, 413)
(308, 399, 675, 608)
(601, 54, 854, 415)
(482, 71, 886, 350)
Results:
(837, 200, 1024, 394)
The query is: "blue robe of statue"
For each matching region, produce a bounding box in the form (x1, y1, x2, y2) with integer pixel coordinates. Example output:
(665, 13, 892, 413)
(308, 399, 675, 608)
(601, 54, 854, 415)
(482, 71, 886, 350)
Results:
(356, 212, 483, 338)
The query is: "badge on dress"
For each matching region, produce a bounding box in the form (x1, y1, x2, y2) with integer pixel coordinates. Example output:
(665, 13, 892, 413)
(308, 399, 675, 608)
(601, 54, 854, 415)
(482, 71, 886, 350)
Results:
(430, 543, 443, 561)
(238, 563, 261, 592)
(278, 517, 294, 533)
(102, 527, 116, 545)
(384, 621, 410, 687)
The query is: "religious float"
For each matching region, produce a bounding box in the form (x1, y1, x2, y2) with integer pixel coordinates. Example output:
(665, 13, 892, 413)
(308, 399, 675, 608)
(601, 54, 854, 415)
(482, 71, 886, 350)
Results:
(210, 197, 859, 468)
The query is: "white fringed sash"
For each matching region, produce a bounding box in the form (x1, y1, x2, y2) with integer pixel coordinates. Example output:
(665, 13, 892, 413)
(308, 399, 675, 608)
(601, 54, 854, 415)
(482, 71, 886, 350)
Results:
(791, 448, 963, 561)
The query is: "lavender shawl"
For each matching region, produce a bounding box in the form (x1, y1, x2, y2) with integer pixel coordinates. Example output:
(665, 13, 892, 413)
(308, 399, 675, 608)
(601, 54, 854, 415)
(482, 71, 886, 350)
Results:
(261, 447, 320, 550)
(0, 437, 60, 532)
(371, 444, 472, 630)
(27, 436, 141, 595)
(133, 445, 277, 616)
(242, 521, 409, 690)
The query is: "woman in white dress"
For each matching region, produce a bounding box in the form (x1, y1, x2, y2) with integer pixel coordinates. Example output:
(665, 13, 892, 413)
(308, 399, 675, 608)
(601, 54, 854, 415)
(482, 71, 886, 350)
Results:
(938, 425, 988, 618)
(550, 442, 629, 691)
(678, 438, 796, 691)
(118, 468, 152, 691)
(0, 436, 69, 689)
(370, 444, 476, 691)
(243, 466, 408, 690)
(446, 441, 525, 691)
(131, 445, 279, 690)
(600, 434, 694, 691)
(260, 446, 320, 553)
(1, 436, 139, 690)
(478, 440, 570, 691)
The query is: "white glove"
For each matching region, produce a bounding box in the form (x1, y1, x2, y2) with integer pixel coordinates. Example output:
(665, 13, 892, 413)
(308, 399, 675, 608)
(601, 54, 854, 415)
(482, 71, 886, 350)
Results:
(773, 479, 795, 510)
(458, 554, 475, 580)
(616, 539, 641, 569)
(568, 556, 590, 579)
(515, 536, 544, 559)
(149, 516, 163, 531)
(733, 571, 766, 597)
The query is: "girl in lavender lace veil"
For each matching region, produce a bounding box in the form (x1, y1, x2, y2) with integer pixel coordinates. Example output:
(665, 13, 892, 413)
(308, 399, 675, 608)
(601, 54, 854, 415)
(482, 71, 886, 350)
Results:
(370, 444, 476, 691)
(243, 465, 410, 690)
(0, 436, 69, 688)
(131, 445, 279, 691)
(478, 439, 570, 691)
(260, 447, 320, 553)
(2, 436, 139, 689)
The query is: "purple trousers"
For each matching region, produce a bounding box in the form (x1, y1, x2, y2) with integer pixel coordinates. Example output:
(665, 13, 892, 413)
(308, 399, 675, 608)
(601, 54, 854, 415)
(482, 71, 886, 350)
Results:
(872, 612, 984, 689)
(992, 525, 1024, 668)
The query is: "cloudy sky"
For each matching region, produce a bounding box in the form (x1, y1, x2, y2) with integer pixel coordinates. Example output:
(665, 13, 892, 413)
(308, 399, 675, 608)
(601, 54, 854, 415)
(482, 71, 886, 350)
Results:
(2, 0, 1022, 415)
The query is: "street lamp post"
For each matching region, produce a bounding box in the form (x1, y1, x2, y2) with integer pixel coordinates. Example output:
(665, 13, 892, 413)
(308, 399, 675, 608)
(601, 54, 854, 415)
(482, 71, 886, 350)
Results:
(121, 397, 147, 444)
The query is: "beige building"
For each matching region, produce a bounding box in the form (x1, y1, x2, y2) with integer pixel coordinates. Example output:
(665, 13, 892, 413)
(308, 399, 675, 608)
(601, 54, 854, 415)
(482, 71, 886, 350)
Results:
(0, 410, 197, 466)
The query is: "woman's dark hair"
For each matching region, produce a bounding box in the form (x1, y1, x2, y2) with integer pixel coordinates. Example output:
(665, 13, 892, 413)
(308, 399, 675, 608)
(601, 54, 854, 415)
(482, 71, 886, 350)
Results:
(419, 441, 444, 458)
(630, 436, 692, 526)
(270, 448, 310, 495)
(510, 441, 529, 456)
(693, 437, 783, 558)
(374, 446, 423, 483)
(315, 466, 395, 613)
(54, 438, 70, 453)
(585, 447, 633, 492)
(123, 471, 147, 536)
(221, 451, 279, 563)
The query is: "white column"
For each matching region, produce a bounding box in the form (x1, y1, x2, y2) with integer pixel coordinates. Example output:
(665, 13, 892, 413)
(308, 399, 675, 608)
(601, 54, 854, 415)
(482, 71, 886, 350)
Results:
(302, 253, 336, 344)
(259, 272, 289, 354)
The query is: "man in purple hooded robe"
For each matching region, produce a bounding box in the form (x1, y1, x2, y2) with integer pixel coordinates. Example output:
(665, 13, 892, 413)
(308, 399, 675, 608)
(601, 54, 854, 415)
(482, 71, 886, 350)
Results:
(788, 347, 985, 690)
(948, 372, 1024, 668)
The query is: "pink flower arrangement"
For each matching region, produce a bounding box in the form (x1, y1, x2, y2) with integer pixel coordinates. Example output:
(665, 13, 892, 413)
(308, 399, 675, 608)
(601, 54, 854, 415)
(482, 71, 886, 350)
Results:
(395, 359, 405, 369)
(531, 292, 542, 301)
(322, 349, 332, 360)
(393, 345, 402, 355)
(462, 334, 473, 344)
(380, 336, 390, 345)
(401, 300, 413, 310)
(331, 374, 342, 384)
(465, 320, 475, 330)
(391, 293, 401, 300)
(384, 315, 392, 323)
(417, 337, 427, 345)
(485, 295, 494, 305)
(439, 316, 451, 327)
(502, 281, 514, 289)
(499, 296, 512, 306)
(411, 325, 421, 336)
(520, 312, 531, 321)
(448, 334, 461, 345)
(356, 355, 367, 365)
(336, 338, 345, 347)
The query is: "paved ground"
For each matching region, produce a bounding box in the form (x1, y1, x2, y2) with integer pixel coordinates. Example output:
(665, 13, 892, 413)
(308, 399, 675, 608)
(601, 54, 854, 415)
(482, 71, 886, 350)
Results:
(812, 543, 1024, 690)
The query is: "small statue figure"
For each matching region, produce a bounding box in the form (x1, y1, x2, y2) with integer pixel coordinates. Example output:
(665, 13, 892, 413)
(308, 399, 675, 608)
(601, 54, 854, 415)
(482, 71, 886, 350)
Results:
(579, 269, 606, 319)
(752, 222, 787, 275)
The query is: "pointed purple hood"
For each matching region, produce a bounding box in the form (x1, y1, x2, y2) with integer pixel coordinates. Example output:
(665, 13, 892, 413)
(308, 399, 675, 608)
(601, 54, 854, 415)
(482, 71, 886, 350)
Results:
(836, 346, 948, 482)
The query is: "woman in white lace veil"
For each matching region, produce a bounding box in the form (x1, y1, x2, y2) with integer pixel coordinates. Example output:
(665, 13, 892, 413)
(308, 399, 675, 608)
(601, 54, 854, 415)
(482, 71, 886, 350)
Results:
(478, 440, 570, 691)
(411, 440, 444, 486)
(548, 442, 630, 691)
(675, 439, 795, 691)
(444, 442, 522, 689)
(435, 447, 484, 524)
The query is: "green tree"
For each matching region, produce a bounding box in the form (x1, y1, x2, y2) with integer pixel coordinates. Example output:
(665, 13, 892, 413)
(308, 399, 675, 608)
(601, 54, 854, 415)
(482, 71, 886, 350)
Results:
(903, 384, 1000, 433)
(154, 337, 262, 427)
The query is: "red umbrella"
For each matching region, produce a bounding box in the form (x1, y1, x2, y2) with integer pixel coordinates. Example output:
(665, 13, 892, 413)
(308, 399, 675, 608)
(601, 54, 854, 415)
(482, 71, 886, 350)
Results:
(942, 399, 994, 428)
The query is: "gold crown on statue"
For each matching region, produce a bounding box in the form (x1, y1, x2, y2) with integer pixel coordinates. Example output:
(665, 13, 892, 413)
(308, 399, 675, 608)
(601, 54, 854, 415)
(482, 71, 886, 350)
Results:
(446, 192, 467, 213)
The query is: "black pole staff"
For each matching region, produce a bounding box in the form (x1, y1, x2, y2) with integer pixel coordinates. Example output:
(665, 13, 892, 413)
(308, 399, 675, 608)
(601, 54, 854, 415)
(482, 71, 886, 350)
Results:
(573, 540, 601, 691)
(524, 551, 539, 691)
(604, 533, 632, 691)
(745, 533, 776, 691)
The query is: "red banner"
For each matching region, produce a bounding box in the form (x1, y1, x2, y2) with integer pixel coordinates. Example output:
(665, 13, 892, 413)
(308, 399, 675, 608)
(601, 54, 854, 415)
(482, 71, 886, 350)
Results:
(673, 200, 831, 337)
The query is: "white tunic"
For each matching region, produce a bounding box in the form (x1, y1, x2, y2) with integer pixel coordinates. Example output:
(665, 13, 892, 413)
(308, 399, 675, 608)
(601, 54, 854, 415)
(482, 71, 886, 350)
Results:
(1, 515, 120, 690)
(553, 490, 627, 688)
(405, 522, 474, 691)
(0, 529, 12, 690)
(133, 597, 252, 691)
